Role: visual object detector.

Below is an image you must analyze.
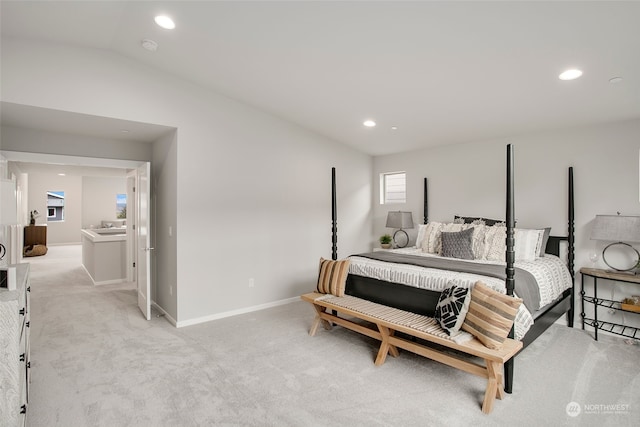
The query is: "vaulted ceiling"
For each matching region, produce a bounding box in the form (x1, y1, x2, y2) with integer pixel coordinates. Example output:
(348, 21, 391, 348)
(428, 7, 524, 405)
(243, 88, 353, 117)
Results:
(2, 1, 640, 156)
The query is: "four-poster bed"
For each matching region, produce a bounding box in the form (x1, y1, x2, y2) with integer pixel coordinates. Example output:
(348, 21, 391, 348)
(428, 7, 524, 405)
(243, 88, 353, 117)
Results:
(327, 144, 575, 394)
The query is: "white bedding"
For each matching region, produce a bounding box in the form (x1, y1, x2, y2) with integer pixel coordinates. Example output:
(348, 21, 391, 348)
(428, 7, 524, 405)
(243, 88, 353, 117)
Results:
(348, 248, 573, 340)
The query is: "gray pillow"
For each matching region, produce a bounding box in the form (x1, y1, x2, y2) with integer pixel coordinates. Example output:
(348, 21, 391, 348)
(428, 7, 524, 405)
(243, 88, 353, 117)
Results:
(441, 227, 475, 260)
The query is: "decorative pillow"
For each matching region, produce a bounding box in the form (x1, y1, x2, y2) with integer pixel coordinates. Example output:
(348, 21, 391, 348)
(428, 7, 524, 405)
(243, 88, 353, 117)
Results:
(420, 221, 445, 254)
(415, 223, 429, 249)
(537, 227, 552, 257)
(461, 281, 523, 349)
(481, 224, 506, 261)
(514, 228, 543, 262)
(470, 224, 488, 259)
(434, 284, 471, 335)
(441, 228, 475, 259)
(317, 258, 350, 297)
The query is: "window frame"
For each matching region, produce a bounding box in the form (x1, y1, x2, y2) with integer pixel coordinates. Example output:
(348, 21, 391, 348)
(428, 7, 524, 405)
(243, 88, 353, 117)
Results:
(380, 171, 407, 205)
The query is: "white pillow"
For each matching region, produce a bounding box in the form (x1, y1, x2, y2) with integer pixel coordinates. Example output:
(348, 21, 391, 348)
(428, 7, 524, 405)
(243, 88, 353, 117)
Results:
(415, 223, 429, 248)
(514, 229, 543, 262)
(482, 224, 506, 261)
(480, 227, 543, 262)
(420, 221, 445, 254)
(470, 224, 489, 259)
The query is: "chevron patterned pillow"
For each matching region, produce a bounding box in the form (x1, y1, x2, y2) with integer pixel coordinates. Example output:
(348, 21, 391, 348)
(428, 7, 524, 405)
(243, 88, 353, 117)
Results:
(434, 284, 471, 335)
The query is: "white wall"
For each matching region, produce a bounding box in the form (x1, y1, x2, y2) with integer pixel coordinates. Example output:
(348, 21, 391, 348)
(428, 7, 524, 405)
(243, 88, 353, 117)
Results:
(1, 38, 372, 325)
(1, 125, 152, 162)
(26, 173, 82, 245)
(82, 176, 127, 229)
(151, 130, 178, 320)
(373, 118, 640, 329)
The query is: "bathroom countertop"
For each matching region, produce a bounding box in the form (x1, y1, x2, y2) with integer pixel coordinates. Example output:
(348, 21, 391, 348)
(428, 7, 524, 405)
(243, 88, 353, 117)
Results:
(81, 228, 127, 243)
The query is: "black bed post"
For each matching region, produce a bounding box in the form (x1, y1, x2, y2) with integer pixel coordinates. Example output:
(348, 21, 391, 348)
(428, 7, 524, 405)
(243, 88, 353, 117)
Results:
(331, 167, 338, 261)
(423, 178, 429, 224)
(505, 144, 516, 395)
(505, 145, 515, 297)
(567, 167, 575, 327)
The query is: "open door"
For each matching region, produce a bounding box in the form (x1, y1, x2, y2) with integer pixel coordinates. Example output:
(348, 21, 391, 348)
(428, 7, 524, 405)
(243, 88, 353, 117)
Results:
(135, 162, 152, 320)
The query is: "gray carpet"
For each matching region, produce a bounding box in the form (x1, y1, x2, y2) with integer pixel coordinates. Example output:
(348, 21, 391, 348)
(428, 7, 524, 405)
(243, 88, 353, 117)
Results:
(25, 246, 639, 427)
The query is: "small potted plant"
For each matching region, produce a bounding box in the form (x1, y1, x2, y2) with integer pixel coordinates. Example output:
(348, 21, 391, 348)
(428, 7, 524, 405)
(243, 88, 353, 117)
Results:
(379, 234, 392, 249)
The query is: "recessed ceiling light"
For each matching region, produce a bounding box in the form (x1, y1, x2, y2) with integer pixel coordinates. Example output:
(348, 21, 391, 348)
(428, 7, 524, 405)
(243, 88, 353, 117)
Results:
(120, 129, 130, 133)
(58, 173, 66, 176)
(390, 126, 398, 131)
(154, 15, 175, 30)
(559, 69, 583, 81)
(363, 120, 376, 127)
(609, 77, 623, 84)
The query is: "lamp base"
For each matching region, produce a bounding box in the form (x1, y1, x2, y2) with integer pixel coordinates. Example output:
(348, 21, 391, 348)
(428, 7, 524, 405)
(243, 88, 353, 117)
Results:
(602, 242, 640, 273)
(393, 229, 409, 248)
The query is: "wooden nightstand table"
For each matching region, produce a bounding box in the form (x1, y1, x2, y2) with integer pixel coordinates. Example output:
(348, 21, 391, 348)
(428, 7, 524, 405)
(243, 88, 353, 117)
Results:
(24, 225, 47, 247)
(580, 267, 640, 341)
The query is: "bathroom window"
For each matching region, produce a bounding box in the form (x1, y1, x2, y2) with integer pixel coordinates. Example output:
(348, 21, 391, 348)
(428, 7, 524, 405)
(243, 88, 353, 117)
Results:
(47, 191, 65, 222)
(116, 193, 127, 219)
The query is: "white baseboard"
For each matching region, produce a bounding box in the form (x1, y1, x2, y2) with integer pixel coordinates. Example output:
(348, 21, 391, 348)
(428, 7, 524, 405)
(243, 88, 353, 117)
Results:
(93, 278, 127, 286)
(176, 296, 300, 328)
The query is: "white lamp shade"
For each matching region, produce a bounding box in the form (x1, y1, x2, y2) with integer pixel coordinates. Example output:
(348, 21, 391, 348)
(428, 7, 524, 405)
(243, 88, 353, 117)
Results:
(590, 215, 640, 243)
(386, 211, 414, 229)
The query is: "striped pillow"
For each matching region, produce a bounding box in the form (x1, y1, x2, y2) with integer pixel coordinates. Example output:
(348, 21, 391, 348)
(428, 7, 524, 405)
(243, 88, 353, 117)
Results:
(317, 258, 350, 297)
(461, 281, 523, 349)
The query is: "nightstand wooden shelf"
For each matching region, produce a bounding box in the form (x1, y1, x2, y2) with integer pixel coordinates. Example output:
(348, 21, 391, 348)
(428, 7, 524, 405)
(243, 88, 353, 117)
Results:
(580, 267, 640, 341)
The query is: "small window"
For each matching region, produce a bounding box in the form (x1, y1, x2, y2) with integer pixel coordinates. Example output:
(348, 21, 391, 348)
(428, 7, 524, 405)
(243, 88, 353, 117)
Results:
(47, 191, 65, 222)
(116, 193, 127, 219)
(380, 172, 406, 204)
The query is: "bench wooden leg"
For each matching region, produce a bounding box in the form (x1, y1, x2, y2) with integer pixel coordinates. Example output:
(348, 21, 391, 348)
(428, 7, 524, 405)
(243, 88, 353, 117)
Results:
(309, 304, 332, 336)
(374, 325, 399, 366)
(388, 330, 400, 358)
(482, 360, 503, 414)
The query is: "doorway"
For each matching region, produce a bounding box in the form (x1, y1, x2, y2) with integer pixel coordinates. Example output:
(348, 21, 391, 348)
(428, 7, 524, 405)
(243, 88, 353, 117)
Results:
(1, 150, 152, 320)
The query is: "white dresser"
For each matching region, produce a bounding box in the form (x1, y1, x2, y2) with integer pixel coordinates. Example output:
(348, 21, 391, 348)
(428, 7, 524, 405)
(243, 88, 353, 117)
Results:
(0, 263, 31, 427)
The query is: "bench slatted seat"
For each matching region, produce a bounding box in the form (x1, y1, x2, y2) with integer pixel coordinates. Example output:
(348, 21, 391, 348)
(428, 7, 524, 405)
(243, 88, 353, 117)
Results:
(301, 292, 523, 414)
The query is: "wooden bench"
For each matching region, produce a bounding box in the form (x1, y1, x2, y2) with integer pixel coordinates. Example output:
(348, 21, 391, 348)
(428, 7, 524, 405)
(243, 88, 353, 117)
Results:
(301, 292, 523, 414)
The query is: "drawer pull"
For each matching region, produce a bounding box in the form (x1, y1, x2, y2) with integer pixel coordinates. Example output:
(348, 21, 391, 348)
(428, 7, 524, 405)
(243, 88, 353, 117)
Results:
(26, 321, 30, 328)
(19, 308, 25, 316)
(20, 404, 27, 414)
(20, 353, 25, 362)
